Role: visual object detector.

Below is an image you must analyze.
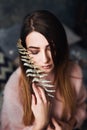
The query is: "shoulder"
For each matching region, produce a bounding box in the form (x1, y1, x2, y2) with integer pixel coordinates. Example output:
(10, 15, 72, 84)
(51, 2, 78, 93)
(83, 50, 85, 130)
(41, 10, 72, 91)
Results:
(69, 62, 83, 79)
(68, 62, 83, 94)
(4, 67, 21, 88)
(3, 67, 22, 99)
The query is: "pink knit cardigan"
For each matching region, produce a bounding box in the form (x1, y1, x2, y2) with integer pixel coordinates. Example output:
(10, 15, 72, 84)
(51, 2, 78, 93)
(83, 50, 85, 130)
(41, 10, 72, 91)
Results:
(1, 66, 87, 130)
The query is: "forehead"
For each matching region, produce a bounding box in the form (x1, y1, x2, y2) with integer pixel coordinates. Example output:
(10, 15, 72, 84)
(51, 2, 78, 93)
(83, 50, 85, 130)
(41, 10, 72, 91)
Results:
(25, 31, 49, 47)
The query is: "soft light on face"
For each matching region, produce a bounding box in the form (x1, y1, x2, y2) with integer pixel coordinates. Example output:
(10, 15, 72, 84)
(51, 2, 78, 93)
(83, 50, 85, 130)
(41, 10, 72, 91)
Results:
(25, 31, 54, 74)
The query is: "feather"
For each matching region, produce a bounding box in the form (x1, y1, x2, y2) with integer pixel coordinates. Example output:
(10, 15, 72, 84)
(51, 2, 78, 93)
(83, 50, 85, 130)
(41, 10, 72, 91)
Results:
(17, 39, 55, 98)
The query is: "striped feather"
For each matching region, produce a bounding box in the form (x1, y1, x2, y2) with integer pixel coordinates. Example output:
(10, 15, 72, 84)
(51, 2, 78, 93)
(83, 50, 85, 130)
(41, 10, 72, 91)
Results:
(17, 39, 55, 98)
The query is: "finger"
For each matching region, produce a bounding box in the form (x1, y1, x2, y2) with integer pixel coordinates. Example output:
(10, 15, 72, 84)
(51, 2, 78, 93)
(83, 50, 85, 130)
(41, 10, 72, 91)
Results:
(52, 118, 60, 128)
(32, 83, 42, 103)
(31, 94, 35, 105)
(31, 94, 36, 111)
(38, 87, 47, 103)
(47, 124, 53, 130)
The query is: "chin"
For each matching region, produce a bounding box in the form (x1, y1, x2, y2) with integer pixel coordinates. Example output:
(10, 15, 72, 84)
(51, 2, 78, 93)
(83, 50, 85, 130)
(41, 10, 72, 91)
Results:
(44, 68, 54, 74)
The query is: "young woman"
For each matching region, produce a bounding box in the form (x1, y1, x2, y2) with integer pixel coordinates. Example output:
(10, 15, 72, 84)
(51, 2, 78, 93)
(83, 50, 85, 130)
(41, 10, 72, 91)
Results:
(1, 10, 87, 130)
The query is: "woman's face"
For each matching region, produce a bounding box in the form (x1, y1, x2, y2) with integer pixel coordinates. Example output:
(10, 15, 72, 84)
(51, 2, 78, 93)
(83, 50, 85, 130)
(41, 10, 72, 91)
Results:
(26, 31, 54, 74)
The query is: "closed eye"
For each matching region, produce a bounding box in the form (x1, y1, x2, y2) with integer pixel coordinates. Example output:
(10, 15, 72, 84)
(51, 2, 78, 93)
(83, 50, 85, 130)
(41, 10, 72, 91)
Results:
(27, 49, 39, 55)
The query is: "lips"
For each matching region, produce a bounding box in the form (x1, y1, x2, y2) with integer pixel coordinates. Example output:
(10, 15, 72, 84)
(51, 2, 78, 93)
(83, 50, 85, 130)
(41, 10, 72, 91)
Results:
(42, 65, 52, 69)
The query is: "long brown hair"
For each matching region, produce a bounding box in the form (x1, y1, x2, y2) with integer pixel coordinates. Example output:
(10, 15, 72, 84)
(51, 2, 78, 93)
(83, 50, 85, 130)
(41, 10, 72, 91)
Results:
(19, 10, 76, 125)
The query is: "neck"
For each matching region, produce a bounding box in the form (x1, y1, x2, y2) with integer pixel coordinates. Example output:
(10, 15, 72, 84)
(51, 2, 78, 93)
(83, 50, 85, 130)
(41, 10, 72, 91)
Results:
(45, 70, 55, 84)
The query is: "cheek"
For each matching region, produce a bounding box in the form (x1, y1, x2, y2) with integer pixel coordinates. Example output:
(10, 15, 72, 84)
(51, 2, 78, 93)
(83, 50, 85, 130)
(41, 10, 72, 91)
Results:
(31, 55, 41, 64)
(49, 52, 53, 61)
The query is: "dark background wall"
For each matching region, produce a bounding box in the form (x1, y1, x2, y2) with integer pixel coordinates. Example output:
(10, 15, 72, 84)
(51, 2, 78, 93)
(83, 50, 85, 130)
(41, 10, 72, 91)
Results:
(0, 0, 80, 29)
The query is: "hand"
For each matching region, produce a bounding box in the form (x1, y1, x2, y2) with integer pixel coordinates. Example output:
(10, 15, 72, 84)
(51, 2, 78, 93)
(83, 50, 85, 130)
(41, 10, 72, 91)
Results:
(58, 120, 73, 130)
(31, 83, 50, 130)
(47, 118, 62, 130)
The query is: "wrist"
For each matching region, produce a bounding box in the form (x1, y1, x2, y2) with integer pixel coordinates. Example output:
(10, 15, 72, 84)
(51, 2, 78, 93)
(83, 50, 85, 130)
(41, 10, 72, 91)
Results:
(32, 122, 44, 130)
(32, 126, 42, 130)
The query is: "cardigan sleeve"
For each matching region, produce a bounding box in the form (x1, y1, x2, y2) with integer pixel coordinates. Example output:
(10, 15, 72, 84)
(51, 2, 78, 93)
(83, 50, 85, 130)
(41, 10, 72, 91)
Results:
(70, 64, 87, 128)
(52, 84, 87, 130)
(74, 83, 87, 128)
(1, 68, 33, 130)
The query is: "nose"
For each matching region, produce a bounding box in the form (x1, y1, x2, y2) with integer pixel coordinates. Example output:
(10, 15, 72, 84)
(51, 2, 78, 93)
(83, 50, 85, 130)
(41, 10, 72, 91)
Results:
(42, 51, 50, 64)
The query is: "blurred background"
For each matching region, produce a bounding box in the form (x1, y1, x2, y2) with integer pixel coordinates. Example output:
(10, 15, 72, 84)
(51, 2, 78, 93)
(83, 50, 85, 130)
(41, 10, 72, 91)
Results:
(0, 0, 87, 129)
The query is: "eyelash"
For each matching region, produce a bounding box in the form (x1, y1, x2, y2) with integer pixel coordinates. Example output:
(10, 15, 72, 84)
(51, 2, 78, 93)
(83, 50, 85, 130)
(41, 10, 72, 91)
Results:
(32, 52, 39, 55)
(29, 50, 39, 55)
(28, 47, 51, 55)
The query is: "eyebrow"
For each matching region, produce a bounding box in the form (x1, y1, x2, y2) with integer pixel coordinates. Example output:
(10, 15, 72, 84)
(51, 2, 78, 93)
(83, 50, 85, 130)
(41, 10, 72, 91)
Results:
(27, 45, 50, 49)
(27, 46, 40, 49)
